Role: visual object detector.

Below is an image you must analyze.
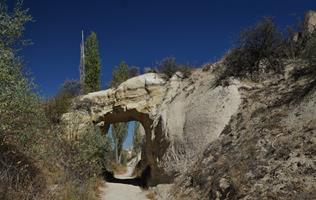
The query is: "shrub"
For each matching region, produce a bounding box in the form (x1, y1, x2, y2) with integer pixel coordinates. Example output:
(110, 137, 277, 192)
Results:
(109, 61, 139, 88)
(1, 1, 110, 199)
(45, 123, 113, 199)
(60, 121, 113, 182)
(157, 57, 192, 78)
(44, 80, 80, 124)
(128, 66, 140, 78)
(224, 18, 284, 79)
(0, 143, 46, 200)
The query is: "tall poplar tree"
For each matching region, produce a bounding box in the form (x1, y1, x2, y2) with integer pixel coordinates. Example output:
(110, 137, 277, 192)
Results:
(111, 123, 128, 164)
(110, 61, 132, 164)
(84, 32, 101, 93)
(132, 122, 143, 155)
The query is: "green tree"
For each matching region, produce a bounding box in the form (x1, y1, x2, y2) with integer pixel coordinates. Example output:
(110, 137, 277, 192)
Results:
(109, 61, 134, 164)
(223, 18, 284, 79)
(132, 122, 143, 155)
(0, 0, 44, 146)
(109, 61, 129, 88)
(84, 32, 101, 93)
(44, 80, 81, 124)
(111, 123, 128, 164)
(0, 1, 49, 198)
(109, 61, 140, 88)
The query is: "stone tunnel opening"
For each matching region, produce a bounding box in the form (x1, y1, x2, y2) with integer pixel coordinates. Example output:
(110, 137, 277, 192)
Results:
(93, 107, 172, 187)
(101, 120, 153, 188)
(96, 109, 155, 187)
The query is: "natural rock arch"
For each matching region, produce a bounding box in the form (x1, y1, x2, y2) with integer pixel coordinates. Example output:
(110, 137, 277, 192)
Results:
(62, 71, 242, 186)
(63, 73, 171, 185)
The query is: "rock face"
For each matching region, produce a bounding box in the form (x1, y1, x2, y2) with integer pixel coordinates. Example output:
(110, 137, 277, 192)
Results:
(305, 10, 316, 33)
(170, 62, 316, 200)
(63, 73, 169, 182)
(153, 69, 241, 181)
(63, 60, 315, 199)
(63, 70, 242, 185)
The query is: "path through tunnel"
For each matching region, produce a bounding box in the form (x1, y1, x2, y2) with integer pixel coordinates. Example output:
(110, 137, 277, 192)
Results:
(91, 103, 173, 187)
(97, 108, 155, 187)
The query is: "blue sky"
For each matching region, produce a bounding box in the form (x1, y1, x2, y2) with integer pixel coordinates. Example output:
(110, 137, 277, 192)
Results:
(21, 0, 315, 148)
(23, 0, 316, 97)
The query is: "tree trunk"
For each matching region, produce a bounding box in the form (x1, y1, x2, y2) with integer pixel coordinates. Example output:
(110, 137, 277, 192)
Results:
(115, 141, 119, 164)
(119, 153, 122, 164)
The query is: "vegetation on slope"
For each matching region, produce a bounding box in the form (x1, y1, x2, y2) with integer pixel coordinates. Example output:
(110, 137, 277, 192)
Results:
(171, 14, 316, 200)
(0, 1, 112, 199)
(216, 17, 316, 85)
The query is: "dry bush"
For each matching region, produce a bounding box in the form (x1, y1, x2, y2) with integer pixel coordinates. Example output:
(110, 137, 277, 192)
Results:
(0, 143, 46, 200)
(223, 18, 284, 80)
(157, 57, 192, 79)
(110, 162, 127, 175)
(146, 191, 157, 200)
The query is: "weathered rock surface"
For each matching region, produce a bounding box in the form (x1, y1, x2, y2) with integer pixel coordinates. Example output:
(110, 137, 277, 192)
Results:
(63, 70, 242, 185)
(169, 62, 316, 200)
(62, 73, 166, 139)
(153, 69, 241, 181)
(63, 47, 315, 200)
(305, 10, 316, 33)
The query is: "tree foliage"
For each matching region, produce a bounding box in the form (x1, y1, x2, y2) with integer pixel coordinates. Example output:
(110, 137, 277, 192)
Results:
(0, 2, 111, 199)
(109, 61, 128, 164)
(109, 61, 140, 88)
(63, 125, 112, 181)
(0, 0, 32, 49)
(223, 18, 284, 79)
(0, 0, 44, 146)
(44, 80, 80, 124)
(84, 32, 101, 93)
(220, 17, 316, 83)
(0, 1, 49, 198)
(111, 123, 128, 164)
(132, 122, 143, 155)
(109, 61, 139, 163)
(157, 57, 192, 78)
(110, 61, 129, 88)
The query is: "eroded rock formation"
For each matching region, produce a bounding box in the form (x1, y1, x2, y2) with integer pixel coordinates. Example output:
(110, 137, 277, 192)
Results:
(63, 70, 242, 185)
(170, 62, 316, 200)
(63, 60, 315, 199)
(61, 10, 316, 199)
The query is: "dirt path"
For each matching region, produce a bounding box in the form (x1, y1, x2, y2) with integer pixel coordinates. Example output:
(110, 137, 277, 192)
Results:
(99, 181, 149, 200)
(99, 161, 150, 200)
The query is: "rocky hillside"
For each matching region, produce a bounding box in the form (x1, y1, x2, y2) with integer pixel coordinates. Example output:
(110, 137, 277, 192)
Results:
(62, 10, 316, 200)
(169, 61, 316, 199)
(64, 60, 315, 199)
(63, 68, 242, 185)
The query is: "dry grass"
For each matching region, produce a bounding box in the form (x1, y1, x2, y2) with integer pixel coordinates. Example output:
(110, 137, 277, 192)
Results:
(94, 179, 106, 198)
(58, 177, 103, 200)
(146, 191, 157, 200)
(111, 162, 127, 175)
